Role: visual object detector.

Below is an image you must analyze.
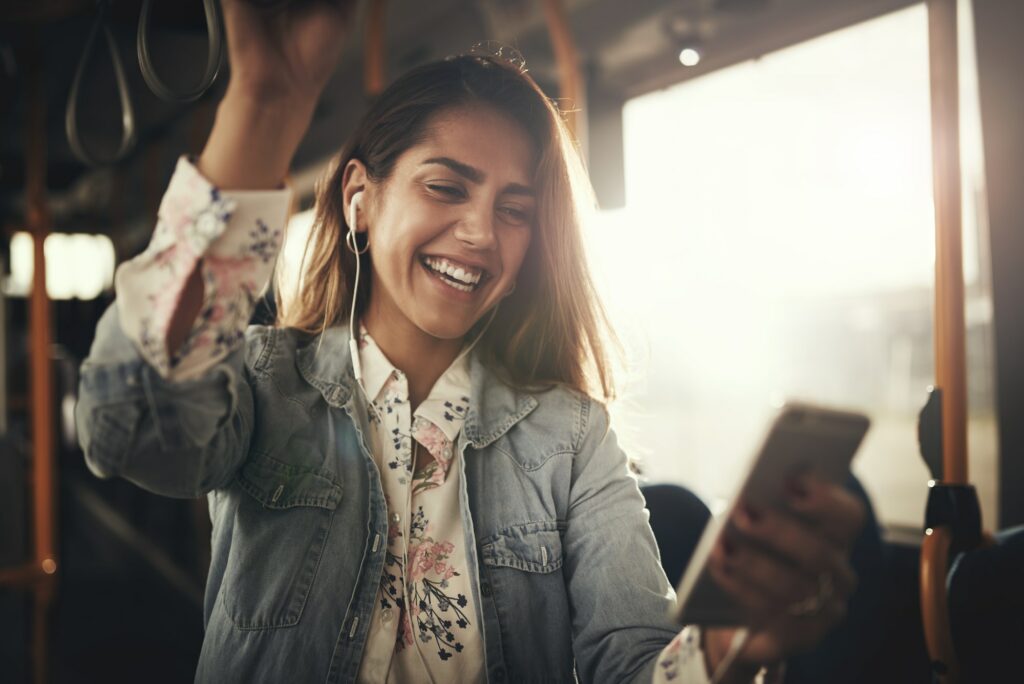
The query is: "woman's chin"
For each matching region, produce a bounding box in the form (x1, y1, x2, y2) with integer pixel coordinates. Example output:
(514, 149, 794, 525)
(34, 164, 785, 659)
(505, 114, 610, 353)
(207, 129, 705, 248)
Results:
(411, 316, 478, 344)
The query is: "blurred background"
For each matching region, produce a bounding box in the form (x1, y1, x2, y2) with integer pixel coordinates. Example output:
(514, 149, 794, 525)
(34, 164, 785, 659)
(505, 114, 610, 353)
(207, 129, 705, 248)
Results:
(1, 0, 1022, 682)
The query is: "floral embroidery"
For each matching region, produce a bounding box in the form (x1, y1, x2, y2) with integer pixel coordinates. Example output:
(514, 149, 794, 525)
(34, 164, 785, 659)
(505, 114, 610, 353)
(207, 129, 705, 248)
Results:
(411, 419, 453, 493)
(441, 397, 470, 423)
(370, 374, 414, 483)
(397, 507, 471, 660)
(247, 219, 281, 264)
(186, 189, 234, 254)
(379, 549, 406, 618)
(374, 507, 471, 661)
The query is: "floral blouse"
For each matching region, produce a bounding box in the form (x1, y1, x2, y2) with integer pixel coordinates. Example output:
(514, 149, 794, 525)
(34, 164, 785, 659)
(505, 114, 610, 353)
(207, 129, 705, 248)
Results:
(353, 326, 484, 682)
(115, 156, 723, 683)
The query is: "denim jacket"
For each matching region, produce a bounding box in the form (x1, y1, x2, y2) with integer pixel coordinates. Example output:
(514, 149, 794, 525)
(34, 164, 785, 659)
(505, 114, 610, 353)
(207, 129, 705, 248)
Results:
(75, 305, 691, 683)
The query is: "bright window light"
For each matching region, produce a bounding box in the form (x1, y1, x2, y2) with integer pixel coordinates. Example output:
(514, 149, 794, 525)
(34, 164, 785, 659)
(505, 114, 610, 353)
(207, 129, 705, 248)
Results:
(591, 2, 996, 527)
(276, 208, 316, 311)
(5, 232, 116, 300)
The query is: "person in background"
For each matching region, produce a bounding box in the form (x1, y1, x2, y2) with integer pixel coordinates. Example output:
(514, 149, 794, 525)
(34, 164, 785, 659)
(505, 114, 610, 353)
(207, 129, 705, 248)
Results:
(75, 1, 865, 681)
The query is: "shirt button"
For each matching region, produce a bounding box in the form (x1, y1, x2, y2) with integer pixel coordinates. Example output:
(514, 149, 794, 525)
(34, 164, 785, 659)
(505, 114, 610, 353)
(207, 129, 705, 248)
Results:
(390, 512, 401, 525)
(381, 608, 393, 624)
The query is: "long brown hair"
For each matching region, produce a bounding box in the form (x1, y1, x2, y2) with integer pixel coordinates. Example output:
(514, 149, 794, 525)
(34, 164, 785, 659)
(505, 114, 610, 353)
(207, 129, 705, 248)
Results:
(278, 53, 618, 401)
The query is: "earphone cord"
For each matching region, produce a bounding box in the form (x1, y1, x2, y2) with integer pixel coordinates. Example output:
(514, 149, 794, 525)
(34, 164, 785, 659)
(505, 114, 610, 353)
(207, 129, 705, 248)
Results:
(346, 227, 383, 424)
(342, 226, 460, 683)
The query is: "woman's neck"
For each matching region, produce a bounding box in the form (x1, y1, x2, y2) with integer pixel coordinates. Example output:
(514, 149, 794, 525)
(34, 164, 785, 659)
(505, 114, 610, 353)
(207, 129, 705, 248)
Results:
(362, 303, 463, 412)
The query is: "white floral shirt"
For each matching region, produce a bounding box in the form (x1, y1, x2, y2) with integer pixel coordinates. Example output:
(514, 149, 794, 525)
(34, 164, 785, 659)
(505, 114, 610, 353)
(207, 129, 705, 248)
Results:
(116, 156, 722, 683)
(353, 327, 483, 683)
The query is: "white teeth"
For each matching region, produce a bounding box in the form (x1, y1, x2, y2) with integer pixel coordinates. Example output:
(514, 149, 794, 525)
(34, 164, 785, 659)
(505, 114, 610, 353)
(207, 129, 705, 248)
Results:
(423, 256, 483, 286)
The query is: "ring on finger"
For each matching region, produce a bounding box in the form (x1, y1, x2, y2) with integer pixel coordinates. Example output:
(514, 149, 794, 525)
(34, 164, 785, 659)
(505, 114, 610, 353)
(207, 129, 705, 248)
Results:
(787, 572, 834, 617)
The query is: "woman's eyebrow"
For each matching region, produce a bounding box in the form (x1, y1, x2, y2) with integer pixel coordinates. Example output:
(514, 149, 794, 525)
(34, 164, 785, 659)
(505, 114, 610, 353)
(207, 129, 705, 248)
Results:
(422, 156, 534, 196)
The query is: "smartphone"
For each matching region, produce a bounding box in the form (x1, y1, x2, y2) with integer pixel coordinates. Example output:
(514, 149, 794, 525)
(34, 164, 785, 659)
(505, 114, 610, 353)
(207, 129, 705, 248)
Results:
(670, 401, 870, 626)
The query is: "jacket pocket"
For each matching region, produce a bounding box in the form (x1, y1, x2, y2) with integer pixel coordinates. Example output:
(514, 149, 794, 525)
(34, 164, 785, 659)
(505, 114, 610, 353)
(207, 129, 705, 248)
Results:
(480, 521, 564, 573)
(221, 455, 343, 630)
(479, 521, 573, 680)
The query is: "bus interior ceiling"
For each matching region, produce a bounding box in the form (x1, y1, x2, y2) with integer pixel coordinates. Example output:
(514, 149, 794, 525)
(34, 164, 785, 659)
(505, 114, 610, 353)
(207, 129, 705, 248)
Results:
(1, 0, 1022, 683)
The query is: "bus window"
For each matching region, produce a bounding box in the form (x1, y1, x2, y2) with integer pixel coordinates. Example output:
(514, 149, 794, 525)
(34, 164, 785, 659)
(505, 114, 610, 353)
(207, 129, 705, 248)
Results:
(591, 2, 997, 530)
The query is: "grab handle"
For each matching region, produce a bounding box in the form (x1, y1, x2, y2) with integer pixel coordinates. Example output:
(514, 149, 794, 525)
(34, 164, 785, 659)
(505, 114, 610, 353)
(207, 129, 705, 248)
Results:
(137, 0, 223, 102)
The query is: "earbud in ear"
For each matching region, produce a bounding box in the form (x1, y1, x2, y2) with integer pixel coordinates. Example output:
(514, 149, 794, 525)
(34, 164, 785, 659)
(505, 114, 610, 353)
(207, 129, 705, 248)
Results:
(348, 192, 363, 232)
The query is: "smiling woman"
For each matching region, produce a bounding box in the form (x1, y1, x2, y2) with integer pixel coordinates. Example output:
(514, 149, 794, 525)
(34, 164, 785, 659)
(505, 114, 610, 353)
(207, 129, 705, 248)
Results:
(73, 1, 867, 682)
(341, 105, 536, 374)
(286, 56, 615, 405)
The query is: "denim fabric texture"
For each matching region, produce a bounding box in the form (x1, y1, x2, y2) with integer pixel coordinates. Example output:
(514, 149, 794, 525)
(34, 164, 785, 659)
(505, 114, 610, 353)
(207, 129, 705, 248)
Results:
(75, 305, 684, 683)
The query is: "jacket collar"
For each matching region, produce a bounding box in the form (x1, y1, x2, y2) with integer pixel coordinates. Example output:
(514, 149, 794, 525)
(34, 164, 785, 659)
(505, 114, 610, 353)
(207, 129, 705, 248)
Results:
(295, 323, 537, 448)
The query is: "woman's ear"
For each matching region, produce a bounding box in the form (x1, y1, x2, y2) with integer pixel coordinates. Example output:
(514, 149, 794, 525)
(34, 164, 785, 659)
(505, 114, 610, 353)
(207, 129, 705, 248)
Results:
(341, 159, 370, 233)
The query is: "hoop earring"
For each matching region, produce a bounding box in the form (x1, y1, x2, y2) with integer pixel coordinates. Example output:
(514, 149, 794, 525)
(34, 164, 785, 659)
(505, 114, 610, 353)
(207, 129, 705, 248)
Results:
(505, 281, 516, 297)
(345, 228, 369, 255)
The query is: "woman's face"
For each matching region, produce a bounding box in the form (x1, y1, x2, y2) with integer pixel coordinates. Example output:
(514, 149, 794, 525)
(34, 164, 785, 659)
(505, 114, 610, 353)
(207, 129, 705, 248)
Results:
(355, 104, 537, 343)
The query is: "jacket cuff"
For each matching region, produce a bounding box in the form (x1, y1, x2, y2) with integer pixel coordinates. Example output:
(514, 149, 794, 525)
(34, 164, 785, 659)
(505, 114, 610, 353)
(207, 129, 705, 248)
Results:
(115, 155, 290, 380)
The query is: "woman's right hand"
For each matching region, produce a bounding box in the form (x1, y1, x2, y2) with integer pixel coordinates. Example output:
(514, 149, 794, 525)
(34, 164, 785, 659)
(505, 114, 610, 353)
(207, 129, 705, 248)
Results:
(172, 0, 357, 353)
(198, 0, 357, 190)
(221, 0, 358, 106)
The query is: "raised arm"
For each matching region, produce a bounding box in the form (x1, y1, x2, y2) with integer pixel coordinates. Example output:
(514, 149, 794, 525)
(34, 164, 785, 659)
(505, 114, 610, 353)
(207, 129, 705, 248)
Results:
(168, 0, 356, 354)
(77, 0, 355, 497)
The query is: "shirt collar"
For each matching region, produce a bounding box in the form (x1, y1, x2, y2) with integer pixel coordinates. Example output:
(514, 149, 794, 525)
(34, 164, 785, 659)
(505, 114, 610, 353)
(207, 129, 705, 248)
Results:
(295, 321, 538, 447)
(415, 358, 471, 442)
(356, 325, 398, 403)
(357, 324, 472, 442)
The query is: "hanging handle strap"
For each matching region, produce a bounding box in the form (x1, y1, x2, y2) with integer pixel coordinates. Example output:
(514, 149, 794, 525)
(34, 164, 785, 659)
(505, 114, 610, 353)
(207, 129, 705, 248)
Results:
(138, 0, 223, 102)
(65, 0, 138, 167)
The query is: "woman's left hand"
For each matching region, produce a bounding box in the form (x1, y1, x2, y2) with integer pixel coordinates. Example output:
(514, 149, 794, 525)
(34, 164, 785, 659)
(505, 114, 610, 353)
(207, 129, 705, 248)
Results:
(703, 473, 867, 679)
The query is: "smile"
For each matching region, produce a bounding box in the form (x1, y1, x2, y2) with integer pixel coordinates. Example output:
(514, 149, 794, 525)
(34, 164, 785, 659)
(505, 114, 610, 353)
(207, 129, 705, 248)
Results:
(420, 255, 489, 293)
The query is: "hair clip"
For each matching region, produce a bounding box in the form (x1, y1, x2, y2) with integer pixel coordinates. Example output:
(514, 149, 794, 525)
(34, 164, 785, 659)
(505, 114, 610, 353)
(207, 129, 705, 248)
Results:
(467, 41, 529, 73)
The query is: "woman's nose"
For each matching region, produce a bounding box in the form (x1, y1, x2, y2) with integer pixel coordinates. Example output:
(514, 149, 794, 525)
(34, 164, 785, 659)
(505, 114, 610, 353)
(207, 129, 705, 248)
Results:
(452, 206, 497, 250)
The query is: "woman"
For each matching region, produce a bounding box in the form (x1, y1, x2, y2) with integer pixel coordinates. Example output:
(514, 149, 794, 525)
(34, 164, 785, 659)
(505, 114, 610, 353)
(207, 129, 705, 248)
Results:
(75, 1, 865, 682)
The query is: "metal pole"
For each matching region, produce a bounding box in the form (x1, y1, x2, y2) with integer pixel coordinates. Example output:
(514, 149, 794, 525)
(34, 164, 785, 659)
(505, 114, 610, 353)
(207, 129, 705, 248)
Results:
(364, 0, 387, 96)
(540, 0, 585, 146)
(928, 0, 968, 486)
(26, 32, 58, 684)
(921, 1, 968, 680)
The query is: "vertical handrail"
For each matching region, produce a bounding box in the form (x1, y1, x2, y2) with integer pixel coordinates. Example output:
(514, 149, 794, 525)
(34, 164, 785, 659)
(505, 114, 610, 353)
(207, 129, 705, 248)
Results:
(928, 0, 968, 486)
(364, 0, 387, 97)
(922, 0, 968, 681)
(26, 31, 58, 684)
(922, 527, 959, 681)
(539, 0, 583, 143)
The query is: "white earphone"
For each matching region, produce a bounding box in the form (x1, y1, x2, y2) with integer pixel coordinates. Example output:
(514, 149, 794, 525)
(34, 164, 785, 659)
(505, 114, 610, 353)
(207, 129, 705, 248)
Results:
(347, 191, 439, 681)
(346, 192, 366, 385)
(347, 191, 362, 238)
